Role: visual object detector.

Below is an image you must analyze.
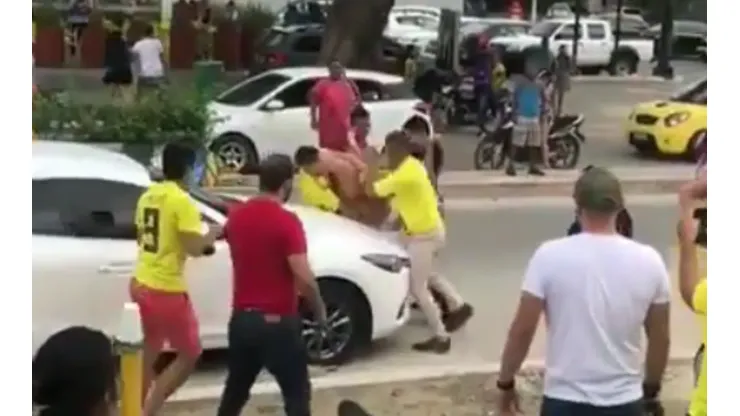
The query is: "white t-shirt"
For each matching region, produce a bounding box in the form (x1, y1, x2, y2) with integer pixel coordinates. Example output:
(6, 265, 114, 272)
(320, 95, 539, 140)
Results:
(523, 233, 670, 406)
(132, 37, 164, 78)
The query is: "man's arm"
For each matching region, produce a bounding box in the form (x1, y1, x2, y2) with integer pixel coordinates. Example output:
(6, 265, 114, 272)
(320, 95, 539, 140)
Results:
(366, 168, 401, 198)
(498, 246, 547, 383)
(285, 214, 327, 322)
(177, 198, 219, 256)
(309, 82, 322, 128)
(643, 249, 671, 387)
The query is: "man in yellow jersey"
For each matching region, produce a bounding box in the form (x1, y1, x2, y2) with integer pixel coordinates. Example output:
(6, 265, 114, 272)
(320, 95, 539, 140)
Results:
(366, 131, 473, 353)
(678, 171, 707, 416)
(294, 145, 341, 213)
(130, 142, 222, 416)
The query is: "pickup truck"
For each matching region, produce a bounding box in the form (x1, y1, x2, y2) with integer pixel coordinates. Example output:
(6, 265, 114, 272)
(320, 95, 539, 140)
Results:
(490, 17, 655, 75)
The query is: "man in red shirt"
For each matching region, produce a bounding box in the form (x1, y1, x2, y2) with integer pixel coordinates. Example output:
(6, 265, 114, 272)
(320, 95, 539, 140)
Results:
(216, 154, 327, 416)
(310, 61, 359, 153)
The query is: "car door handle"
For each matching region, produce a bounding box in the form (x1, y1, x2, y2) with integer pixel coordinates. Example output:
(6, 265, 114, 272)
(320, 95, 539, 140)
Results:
(98, 263, 134, 275)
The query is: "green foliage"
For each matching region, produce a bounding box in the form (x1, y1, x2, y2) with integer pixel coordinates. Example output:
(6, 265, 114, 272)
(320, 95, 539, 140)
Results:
(33, 89, 217, 146)
(239, 2, 277, 35)
(33, 1, 63, 29)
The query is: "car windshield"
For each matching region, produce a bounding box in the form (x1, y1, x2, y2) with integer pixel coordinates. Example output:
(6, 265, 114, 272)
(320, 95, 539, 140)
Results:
(214, 73, 290, 106)
(671, 78, 707, 105)
(530, 21, 561, 37)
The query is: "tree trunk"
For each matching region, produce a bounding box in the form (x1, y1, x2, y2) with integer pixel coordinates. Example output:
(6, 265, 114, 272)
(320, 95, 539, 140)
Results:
(319, 0, 395, 70)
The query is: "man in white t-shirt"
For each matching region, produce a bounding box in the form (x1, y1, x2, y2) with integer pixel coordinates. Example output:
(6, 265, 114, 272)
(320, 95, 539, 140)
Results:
(494, 166, 671, 416)
(132, 24, 165, 90)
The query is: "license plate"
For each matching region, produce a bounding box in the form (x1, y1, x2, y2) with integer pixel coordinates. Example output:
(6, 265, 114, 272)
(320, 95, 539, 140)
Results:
(632, 132, 649, 141)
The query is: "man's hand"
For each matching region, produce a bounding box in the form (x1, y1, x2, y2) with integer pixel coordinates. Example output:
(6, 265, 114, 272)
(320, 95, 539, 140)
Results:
(494, 383, 521, 416)
(206, 223, 224, 242)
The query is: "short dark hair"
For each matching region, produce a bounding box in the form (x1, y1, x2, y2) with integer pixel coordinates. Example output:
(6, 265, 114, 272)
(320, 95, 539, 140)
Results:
(162, 142, 196, 181)
(258, 154, 294, 193)
(33, 327, 117, 414)
(385, 130, 411, 150)
(294, 146, 319, 167)
(350, 105, 370, 124)
(145, 24, 155, 37)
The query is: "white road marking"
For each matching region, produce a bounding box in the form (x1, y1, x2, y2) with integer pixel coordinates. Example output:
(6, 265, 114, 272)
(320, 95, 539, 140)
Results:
(445, 194, 675, 211)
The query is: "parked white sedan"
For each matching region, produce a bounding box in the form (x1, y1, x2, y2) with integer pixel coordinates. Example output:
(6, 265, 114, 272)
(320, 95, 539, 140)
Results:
(207, 67, 433, 173)
(32, 142, 411, 365)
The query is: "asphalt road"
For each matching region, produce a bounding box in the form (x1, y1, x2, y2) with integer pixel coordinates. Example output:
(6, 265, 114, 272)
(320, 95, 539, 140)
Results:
(177, 195, 701, 392)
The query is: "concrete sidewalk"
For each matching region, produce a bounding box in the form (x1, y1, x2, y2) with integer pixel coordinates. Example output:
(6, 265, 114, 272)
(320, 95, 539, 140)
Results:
(161, 359, 695, 415)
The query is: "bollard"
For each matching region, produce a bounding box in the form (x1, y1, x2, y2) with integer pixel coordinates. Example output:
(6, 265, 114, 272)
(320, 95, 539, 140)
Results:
(117, 302, 144, 416)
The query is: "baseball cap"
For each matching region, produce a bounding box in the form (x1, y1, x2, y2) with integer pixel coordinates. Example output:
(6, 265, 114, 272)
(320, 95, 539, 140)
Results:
(573, 166, 624, 213)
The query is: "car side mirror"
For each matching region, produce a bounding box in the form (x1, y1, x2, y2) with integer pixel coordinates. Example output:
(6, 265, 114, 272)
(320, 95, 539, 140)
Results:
(264, 99, 285, 111)
(553, 34, 569, 41)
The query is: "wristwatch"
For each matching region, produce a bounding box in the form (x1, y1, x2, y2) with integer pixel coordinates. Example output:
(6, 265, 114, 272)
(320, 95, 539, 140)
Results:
(496, 379, 515, 391)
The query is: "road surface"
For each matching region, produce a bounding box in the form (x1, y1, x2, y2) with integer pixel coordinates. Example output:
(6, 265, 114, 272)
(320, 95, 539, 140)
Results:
(179, 194, 701, 393)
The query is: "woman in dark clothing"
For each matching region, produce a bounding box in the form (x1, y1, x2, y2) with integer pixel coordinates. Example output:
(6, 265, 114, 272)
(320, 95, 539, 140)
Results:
(33, 326, 118, 416)
(102, 26, 132, 100)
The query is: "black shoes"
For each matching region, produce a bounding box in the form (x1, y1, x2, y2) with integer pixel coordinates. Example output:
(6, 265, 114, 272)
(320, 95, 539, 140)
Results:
(505, 164, 517, 176)
(444, 303, 474, 332)
(529, 165, 546, 176)
(412, 336, 451, 354)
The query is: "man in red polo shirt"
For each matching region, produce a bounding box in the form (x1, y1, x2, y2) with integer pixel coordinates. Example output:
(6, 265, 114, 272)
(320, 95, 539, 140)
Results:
(216, 154, 327, 416)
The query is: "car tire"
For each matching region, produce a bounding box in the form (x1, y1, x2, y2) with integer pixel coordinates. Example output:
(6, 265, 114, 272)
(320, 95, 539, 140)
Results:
(209, 133, 259, 175)
(685, 129, 706, 162)
(302, 279, 371, 366)
(609, 50, 638, 76)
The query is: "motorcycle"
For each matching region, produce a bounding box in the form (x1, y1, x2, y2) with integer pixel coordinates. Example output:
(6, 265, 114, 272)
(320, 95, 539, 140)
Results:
(474, 107, 587, 170)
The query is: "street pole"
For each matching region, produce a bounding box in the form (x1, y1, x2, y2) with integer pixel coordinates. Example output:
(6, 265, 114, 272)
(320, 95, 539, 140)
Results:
(530, 0, 538, 24)
(613, 0, 623, 50)
(652, 0, 674, 79)
(117, 302, 143, 416)
(571, 0, 582, 66)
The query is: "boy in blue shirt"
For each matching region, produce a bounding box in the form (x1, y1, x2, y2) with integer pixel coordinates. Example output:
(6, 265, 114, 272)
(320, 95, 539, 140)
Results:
(507, 69, 546, 177)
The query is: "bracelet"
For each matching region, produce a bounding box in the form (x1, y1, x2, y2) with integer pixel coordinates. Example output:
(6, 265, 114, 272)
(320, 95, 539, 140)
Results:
(642, 382, 662, 399)
(496, 379, 515, 391)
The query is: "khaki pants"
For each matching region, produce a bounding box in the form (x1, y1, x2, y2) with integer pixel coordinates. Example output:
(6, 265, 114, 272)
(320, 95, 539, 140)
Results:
(402, 228, 464, 337)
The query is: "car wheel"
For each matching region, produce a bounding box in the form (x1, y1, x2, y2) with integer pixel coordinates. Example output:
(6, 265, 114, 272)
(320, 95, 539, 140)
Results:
(210, 133, 258, 174)
(609, 52, 638, 76)
(302, 280, 371, 366)
(685, 129, 707, 162)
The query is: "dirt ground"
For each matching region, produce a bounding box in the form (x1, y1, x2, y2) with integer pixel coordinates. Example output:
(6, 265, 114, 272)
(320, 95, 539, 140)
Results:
(164, 365, 693, 416)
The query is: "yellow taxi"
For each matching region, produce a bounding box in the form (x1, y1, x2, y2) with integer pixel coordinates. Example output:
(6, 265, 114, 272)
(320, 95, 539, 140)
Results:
(625, 78, 706, 160)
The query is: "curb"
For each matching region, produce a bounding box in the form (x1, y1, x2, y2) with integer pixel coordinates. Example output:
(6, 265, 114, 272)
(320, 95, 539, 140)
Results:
(168, 355, 695, 405)
(572, 75, 683, 84)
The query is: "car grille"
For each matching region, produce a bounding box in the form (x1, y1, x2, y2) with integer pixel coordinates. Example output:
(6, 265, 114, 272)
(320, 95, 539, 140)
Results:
(635, 114, 658, 125)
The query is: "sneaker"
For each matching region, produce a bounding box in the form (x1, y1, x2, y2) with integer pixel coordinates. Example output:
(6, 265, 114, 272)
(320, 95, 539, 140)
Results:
(443, 303, 474, 332)
(505, 164, 517, 177)
(529, 166, 545, 176)
(411, 336, 451, 354)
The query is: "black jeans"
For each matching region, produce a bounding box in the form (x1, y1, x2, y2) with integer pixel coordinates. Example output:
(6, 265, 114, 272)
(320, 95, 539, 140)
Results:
(541, 397, 643, 416)
(474, 85, 496, 131)
(216, 310, 311, 416)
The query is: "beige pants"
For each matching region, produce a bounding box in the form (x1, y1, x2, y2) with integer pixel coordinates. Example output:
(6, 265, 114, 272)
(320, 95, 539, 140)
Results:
(402, 228, 464, 337)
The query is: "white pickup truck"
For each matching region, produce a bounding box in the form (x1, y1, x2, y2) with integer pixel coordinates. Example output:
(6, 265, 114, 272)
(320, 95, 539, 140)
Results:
(491, 17, 655, 75)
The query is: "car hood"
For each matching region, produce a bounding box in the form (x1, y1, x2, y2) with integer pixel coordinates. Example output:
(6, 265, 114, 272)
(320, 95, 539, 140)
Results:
(290, 205, 407, 257)
(632, 100, 704, 117)
(492, 33, 540, 45)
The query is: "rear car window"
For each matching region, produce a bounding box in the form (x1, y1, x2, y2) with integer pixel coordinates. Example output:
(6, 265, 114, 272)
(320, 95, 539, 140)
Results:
(215, 73, 290, 106)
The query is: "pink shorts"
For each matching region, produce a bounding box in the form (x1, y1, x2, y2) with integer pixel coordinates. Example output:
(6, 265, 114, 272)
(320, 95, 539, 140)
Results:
(129, 279, 202, 358)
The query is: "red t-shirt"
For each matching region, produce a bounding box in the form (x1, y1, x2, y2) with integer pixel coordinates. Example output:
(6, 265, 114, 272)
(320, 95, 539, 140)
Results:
(225, 197, 307, 315)
(311, 78, 356, 151)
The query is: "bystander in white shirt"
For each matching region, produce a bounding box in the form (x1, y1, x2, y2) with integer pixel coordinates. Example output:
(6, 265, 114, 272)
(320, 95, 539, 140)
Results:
(132, 36, 164, 79)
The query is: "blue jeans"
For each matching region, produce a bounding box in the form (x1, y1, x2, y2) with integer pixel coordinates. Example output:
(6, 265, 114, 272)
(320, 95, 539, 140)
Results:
(540, 397, 643, 416)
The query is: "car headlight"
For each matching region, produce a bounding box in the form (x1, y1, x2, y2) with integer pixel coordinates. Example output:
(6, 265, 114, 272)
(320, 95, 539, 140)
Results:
(361, 253, 410, 274)
(664, 112, 690, 127)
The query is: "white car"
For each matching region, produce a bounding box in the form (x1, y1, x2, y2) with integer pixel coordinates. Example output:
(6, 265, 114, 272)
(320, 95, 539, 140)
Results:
(492, 18, 655, 75)
(32, 141, 411, 365)
(386, 9, 440, 46)
(208, 67, 433, 173)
